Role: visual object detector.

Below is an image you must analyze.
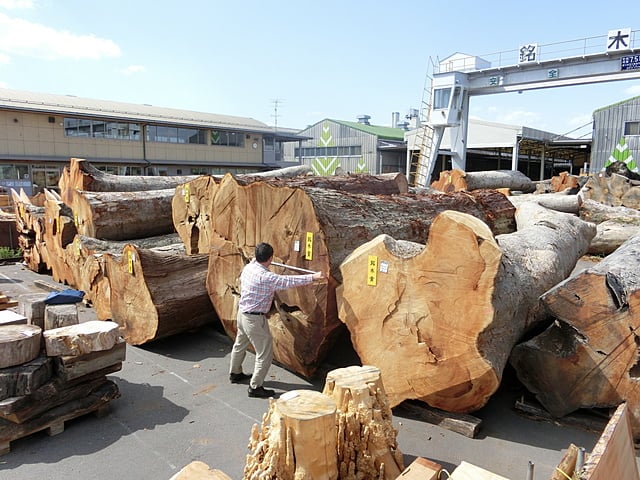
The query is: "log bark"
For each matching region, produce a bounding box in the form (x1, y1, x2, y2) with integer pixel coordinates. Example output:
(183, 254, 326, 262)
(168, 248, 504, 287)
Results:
(205, 174, 516, 378)
(322, 365, 404, 480)
(245, 390, 339, 480)
(509, 233, 640, 436)
(337, 204, 596, 412)
(106, 244, 216, 345)
(0, 325, 41, 369)
(70, 188, 175, 240)
(431, 169, 536, 193)
(172, 173, 409, 255)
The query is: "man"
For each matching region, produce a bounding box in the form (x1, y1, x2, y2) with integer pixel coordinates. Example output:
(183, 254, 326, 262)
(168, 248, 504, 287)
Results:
(229, 242, 325, 398)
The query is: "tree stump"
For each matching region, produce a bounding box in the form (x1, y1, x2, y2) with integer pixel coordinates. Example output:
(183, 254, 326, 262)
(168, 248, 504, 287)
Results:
(322, 365, 404, 480)
(245, 390, 338, 480)
(43, 320, 120, 356)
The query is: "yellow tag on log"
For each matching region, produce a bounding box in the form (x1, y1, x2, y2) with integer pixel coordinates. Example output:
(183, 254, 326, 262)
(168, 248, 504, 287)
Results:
(305, 232, 313, 260)
(75, 238, 81, 256)
(184, 184, 190, 203)
(367, 255, 378, 286)
(74, 215, 79, 227)
(128, 251, 134, 274)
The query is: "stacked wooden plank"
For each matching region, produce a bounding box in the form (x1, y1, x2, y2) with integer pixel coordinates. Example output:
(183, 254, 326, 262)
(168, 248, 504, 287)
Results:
(0, 291, 17, 312)
(0, 315, 123, 454)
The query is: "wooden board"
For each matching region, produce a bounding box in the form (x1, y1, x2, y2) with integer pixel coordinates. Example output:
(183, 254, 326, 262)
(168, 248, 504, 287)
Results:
(398, 457, 441, 479)
(580, 403, 640, 480)
(0, 379, 119, 455)
(450, 461, 510, 480)
(0, 356, 53, 401)
(393, 400, 482, 438)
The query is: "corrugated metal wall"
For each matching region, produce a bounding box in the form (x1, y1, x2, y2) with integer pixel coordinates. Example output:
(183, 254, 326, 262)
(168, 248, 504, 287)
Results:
(592, 98, 640, 171)
(286, 120, 380, 175)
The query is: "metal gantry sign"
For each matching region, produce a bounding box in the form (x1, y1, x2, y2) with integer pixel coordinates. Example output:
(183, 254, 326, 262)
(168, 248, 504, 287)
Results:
(414, 28, 640, 187)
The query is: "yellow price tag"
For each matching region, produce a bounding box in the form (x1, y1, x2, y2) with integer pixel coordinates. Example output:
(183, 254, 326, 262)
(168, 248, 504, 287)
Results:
(184, 184, 190, 203)
(75, 238, 81, 256)
(74, 215, 79, 227)
(128, 251, 134, 274)
(367, 255, 378, 286)
(305, 232, 313, 260)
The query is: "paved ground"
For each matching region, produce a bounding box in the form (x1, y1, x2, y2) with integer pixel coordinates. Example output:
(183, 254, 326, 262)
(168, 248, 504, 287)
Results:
(0, 259, 628, 479)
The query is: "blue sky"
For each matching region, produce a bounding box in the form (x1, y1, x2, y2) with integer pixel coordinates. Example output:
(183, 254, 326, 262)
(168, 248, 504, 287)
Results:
(1, 0, 639, 139)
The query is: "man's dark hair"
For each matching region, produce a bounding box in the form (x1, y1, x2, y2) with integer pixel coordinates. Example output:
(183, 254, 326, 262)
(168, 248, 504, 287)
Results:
(255, 242, 274, 263)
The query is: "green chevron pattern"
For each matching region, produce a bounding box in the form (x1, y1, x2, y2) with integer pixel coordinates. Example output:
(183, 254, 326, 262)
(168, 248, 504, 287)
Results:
(312, 121, 340, 176)
(355, 158, 368, 173)
(605, 137, 637, 172)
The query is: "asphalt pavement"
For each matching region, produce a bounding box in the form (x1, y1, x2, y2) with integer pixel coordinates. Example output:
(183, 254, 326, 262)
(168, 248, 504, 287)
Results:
(0, 260, 623, 479)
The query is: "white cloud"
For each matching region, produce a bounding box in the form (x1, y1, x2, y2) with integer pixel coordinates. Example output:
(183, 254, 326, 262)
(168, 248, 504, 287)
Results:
(624, 84, 640, 96)
(0, 12, 120, 60)
(499, 109, 540, 125)
(0, 80, 7, 88)
(121, 65, 146, 76)
(0, 0, 34, 9)
(0, 51, 9, 64)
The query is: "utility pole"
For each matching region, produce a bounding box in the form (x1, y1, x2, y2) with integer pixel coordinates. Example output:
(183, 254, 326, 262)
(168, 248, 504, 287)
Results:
(271, 98, 284, 130)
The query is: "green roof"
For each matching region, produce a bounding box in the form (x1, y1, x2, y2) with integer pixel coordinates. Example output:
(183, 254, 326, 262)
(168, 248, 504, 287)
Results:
(593, 95, 640, 114)
(331, 119, 406, 141)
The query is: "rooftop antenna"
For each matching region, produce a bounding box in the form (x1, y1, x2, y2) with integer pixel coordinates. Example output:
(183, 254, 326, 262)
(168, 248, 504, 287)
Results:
(271, 98, 284, 130)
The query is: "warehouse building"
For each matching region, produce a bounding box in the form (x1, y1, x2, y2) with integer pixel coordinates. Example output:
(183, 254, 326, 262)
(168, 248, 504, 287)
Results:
(590, 95, 640, 172)
(0, 88, 307, 195)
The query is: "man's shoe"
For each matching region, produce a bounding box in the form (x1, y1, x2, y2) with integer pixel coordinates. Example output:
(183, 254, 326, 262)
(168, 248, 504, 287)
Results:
(229, 372, 251, 384)
(247, 386, 275, 398)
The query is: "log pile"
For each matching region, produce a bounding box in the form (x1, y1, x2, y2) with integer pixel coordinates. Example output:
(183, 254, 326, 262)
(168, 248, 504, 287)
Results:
(579, 172, 640, 209)
(0, 316, 122, 454)
(510, 232, 640, 437)
(203, 173, 516, 377)
(430, 169, 536, 193)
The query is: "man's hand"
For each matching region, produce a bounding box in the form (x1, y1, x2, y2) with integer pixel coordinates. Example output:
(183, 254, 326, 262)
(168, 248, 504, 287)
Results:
(312, 271, 326, 281)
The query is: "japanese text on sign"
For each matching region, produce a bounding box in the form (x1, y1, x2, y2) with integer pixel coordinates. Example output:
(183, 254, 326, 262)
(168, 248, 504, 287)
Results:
(519, 44, 538, 63)
(305, 232, 313, 260)
(621, 54, 640, 71)
(367, 255, 378, 286)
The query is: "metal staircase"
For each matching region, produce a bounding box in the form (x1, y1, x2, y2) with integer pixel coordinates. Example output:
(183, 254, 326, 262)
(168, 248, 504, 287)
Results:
(410, 58, 438, 188)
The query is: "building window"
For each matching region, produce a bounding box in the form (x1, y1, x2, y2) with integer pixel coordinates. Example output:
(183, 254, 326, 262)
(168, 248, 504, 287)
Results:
(433, 88, 451, 109)
(145, 125, 207, 144)
(624, 121, 640, 136)
(211, 130, 245, 147)
(296, 145, 361, 157)
(64, 118, 140, 140)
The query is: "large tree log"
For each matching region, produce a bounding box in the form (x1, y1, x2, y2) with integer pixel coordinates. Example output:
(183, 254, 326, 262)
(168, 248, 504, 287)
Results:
(205, 175, 517, 377)
(42, 189, 77, 285)
(11, 189, 48, 273)
(172, 173, 409, 255)
(70, 188, 175, 240)
(431, 169, 536, 193)
(60, 157, 312, 205)
(106, 244, 215, 345)
(507, 190, 581, 214)
(336, 204, 596, 411)
(63, 233, 181, 319)
(59, 158, 201, 205)
(509, 233, 640, 436)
